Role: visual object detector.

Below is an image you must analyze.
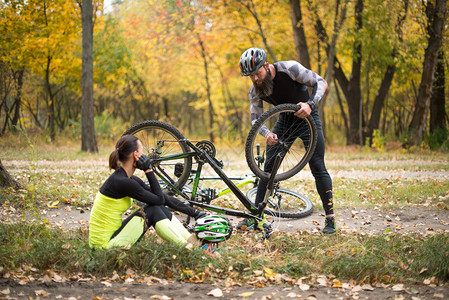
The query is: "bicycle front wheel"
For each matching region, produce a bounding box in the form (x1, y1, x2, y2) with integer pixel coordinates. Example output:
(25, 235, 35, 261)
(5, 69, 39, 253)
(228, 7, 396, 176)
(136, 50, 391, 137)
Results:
(245, 104, 317, 182)
(246, 187, 313, 219)
(123, 120, 192, 190)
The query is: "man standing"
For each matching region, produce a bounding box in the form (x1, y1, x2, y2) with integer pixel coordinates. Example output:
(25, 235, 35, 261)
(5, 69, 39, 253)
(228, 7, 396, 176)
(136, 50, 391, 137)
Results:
(238, 47, 336, 234)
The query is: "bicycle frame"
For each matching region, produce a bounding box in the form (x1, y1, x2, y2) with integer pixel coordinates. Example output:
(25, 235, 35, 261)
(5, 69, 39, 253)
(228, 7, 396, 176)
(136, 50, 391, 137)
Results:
(182, 174, 256, 199)
(153, 139, 282, 222)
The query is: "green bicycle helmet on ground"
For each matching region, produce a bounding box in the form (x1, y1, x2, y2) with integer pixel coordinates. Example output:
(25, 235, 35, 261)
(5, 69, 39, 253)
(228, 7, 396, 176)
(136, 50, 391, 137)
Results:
(194, 215, 233, 243)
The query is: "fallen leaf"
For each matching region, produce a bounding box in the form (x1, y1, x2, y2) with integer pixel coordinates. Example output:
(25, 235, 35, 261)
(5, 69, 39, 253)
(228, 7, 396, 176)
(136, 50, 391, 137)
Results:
(1, 288, 10, 295)
(111, 273, 120, 281)
(46, 200, 59, 208)
(286, 292, 298, 298)
(332, 280, 343, 288)
(392, 284, 404, 291)
(124, 278, 134, 284)
(352, 285, 363, 292)
(263, 267, 276, 278)
(207, 288, 223, 298)
(362, 284, 374, 291)
(18, 279, 28, 285)
(434, 293, 444, 299)
(150, 296, 173, 300)
(240, 291, 255, 297)
(299, 283, 310, 291)
(35, 290, 51, 297)
(317, 276, 328, 286)
(53, 273, 63, 282)
(101, 281, 112, 287)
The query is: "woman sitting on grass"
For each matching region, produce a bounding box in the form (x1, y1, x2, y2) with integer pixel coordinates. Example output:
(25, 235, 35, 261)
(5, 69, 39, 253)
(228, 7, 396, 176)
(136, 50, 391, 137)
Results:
(88, 135, 205, 249)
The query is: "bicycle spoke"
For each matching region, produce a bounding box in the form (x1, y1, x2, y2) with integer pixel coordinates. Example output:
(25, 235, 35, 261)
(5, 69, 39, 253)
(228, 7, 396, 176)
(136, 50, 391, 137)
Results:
(246, 187, 313, 219)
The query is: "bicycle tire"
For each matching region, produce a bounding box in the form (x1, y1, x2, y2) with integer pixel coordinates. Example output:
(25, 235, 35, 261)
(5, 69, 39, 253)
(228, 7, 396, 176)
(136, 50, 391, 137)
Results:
(246, 187, 313, 219)
(245, 104, 317, 182)
(123, 120, 192, 190)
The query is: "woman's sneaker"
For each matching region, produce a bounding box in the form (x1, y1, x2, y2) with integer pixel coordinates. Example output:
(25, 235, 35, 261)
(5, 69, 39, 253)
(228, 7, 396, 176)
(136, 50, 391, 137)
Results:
(323, 217, 336, 234)
(236, 218, 255, 231)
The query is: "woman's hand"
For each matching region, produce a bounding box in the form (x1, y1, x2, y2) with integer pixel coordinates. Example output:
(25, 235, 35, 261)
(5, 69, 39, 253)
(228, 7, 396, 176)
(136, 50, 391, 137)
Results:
(136, 154, 153, 171)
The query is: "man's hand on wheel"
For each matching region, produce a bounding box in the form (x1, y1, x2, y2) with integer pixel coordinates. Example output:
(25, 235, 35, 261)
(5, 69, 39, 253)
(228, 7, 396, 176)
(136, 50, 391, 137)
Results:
(294, 102, 312, 118)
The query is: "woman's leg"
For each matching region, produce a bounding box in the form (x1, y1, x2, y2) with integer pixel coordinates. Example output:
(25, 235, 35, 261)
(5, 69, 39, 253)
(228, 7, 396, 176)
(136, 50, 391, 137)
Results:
(170, 213, 192, 241)
(153, 206, 189, 245)
(107, 209, 147, 249)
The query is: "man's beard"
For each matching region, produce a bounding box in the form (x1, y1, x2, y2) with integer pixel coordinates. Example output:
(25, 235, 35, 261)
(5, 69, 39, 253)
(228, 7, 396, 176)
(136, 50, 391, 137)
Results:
(253, 68, 273, 98)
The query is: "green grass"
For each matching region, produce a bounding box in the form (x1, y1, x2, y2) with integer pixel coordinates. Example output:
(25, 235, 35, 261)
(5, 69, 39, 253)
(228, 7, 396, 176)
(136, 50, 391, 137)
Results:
(1, 223, 448, 285)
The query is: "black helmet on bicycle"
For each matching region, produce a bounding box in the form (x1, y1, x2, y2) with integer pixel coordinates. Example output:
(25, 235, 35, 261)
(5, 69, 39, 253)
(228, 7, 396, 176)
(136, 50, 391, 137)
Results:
(239, 47, 267, 76)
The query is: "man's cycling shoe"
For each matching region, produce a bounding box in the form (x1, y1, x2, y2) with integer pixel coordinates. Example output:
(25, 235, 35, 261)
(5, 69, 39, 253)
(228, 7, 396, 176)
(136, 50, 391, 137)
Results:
(236, 218, 255, 231)
(323, 216, 336, 234)
(257, 222, 273, 242)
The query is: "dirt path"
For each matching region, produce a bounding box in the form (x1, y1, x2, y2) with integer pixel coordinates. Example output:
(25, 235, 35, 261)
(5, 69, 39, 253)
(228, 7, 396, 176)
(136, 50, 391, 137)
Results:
(1, 278, 448, 300)
(4, 204, 448, 235)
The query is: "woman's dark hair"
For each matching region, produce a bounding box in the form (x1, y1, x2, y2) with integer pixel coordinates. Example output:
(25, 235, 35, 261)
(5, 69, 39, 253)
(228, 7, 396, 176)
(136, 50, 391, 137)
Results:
(109, 135, 139, 170)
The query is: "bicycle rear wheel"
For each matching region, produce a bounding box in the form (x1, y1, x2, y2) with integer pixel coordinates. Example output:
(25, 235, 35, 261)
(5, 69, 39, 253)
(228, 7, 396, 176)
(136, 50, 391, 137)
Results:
(123, 120, 192, 190)
(245, 104, 317, 182)
(246, 187, 313, 219)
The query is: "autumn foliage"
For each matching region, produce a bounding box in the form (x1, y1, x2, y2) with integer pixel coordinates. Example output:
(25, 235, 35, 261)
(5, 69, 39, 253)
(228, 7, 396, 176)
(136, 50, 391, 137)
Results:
(0, 0, 447, 147)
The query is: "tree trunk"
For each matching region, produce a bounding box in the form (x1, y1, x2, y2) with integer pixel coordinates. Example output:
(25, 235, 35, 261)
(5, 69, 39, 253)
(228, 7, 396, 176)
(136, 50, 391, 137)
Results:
(408, 0, 447, 145)
(45, 55, 56, 141)
(334, 78, 349, 141)
(318, 0, 348, 135)
(346, 0, 364, 145)
(198, 34, 215, 142)
(366, 63, 396, 143)
(0, 160, 20, 189)
(289, 0, 310, 69)
(309, 0, 361, 145)
(11, 68, 24, 128)
(429, 49, 446, 133)
(81, 0, 98, 153)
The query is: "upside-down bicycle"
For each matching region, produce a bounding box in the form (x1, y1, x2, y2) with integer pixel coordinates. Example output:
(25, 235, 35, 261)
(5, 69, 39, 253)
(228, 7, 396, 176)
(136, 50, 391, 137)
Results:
(123, 104, 318, 239)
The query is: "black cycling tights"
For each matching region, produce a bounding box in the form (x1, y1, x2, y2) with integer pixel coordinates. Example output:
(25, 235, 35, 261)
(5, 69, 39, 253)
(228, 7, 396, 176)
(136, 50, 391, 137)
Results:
(254, 109, 334, 216)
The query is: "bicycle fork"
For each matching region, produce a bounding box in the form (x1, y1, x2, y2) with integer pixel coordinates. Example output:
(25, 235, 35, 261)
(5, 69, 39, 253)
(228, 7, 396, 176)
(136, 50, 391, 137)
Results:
(255, 151, 285, 242)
